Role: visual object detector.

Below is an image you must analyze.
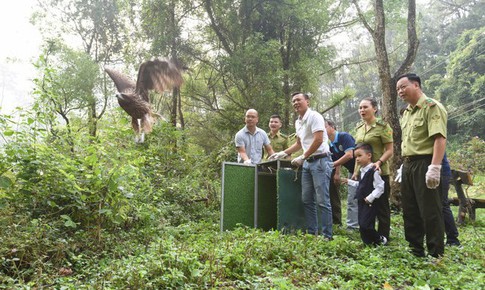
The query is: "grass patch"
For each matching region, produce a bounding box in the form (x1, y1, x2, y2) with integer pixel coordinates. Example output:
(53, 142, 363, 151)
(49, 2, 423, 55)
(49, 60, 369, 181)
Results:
(1, 210, 483, 289)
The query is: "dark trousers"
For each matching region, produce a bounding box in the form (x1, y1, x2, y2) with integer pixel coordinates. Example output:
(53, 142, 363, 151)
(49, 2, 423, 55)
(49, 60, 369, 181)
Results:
(440, 174, 460, 245)
(402, 158, 445, 257)
(329, 170, 342, 225)
(375, 175, 390, 239)
(358, 199, 380, 245)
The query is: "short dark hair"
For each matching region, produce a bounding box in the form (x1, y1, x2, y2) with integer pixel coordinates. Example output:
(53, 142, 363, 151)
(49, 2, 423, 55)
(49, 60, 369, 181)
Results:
(326, 119, 337, 129)
(291, 92, 310, 99)
(355, 143, 373, 155)
(270, 114, 282, 120)
(397, 73, 421, 88)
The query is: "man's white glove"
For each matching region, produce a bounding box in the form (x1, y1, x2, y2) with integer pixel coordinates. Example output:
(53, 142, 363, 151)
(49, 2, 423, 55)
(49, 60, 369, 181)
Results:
(269, 151, 288, 160)
(291, 155, 305, 166)
(243, 159, 252, 165)
(425, 164, 442, 189)
(394, 164, 403, 183)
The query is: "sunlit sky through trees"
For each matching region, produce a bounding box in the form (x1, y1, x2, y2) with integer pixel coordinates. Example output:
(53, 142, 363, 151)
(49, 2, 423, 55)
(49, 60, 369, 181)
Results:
(0, 0, 41, 114)
(0, 0, 433, 114)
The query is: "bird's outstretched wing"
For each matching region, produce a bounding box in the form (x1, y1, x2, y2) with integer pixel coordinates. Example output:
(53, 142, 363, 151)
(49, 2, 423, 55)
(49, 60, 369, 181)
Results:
(136, 58, 185, 102)
(105, 68, 136, 94)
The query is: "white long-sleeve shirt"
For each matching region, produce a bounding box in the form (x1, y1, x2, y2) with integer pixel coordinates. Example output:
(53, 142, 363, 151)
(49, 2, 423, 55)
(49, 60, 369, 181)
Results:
(347, 163, 385, 203)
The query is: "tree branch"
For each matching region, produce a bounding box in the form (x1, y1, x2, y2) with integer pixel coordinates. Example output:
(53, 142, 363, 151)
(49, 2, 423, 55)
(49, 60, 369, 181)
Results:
(320, 56, 377, 76)
(395, 0, 419, 78)
(352, 0, 375, 35)
(203, 0, 233, 55)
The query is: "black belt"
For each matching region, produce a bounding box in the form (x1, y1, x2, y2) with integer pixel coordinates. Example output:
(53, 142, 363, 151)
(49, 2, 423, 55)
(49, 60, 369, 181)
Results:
(403, 155, 432, 162)
(306, 153, 328, 162)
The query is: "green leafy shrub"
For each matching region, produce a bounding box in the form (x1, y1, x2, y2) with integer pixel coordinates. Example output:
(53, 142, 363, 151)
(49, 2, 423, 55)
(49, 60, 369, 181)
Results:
(448, 136, 485, 174)
(2, 109, 483, 289)
(0, 109, 222, 282)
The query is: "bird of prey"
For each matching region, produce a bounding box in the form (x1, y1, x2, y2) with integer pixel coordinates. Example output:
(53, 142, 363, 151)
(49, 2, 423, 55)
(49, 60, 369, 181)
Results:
(105, 58, 184, 143)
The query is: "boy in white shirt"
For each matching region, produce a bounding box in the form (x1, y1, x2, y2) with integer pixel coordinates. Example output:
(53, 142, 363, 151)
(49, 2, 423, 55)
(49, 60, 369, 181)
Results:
(342, 143, 387, 245)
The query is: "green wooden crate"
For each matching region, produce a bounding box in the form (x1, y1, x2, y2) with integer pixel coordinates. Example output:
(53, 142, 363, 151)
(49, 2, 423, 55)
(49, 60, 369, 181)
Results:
(221, 162, 256, 231)
(256, 164, 278, 231)
(276, 163, 306, 233)
(221, 160, 307, 233)
(257, 160, 306, 233)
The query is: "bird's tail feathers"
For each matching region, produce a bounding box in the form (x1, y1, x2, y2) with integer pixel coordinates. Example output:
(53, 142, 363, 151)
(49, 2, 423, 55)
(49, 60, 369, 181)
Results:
(141, 114, 155, 134)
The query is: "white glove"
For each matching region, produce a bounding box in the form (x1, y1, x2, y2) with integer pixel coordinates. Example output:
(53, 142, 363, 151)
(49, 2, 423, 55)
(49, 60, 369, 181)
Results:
(291, 155, 305, 166)
(243, 159, 252, 165)
(394, 164, 403, 183)
(425, 164, 441, 189)
(269, 151, 288, 160)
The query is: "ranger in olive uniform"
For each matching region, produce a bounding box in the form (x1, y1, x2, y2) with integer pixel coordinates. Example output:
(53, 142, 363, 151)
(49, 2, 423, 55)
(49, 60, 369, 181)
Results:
(354, 97, 394, 240)
(287, 132, 304, 157)
(397, 73, 447, 258)
(264, 115, 289, 160)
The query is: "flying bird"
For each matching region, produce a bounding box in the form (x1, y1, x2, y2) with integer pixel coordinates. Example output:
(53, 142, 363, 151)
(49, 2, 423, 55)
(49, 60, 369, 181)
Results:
(105, 58, 184, 143)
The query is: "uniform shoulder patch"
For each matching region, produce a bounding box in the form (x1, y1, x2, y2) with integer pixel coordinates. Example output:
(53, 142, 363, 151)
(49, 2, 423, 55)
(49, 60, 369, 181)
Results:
(376, 119, 388, 126)
(425, 98, 436, 107)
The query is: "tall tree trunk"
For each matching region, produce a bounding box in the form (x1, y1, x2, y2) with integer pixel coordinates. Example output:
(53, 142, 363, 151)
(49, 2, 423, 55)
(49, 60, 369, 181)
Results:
(353, 0, 419, 206)
(88, 102, 97, 138)
(177, 87, 184, 129)
(280, 25, 294, 130)
(281, 47, 291, 129)
(171, 87, 178, 127)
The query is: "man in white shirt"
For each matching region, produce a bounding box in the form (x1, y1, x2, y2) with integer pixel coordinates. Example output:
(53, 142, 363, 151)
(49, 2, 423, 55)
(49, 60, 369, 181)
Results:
(270, 93, 333, 239)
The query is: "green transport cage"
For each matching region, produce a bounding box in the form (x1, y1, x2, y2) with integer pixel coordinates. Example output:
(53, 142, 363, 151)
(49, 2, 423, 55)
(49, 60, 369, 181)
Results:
(221, 160, 306, 232)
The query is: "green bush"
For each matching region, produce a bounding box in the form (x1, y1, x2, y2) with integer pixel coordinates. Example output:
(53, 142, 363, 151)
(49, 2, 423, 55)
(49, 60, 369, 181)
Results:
(1, 110, 484, 289)
(448, 136, 485, 175)
(0, 111, 221, 283)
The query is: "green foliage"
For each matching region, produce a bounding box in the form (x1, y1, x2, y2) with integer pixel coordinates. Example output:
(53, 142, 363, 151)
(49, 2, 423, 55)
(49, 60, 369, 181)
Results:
(32, 43, 102, 140)
(192, 0, 335, 134)
(34, 0, 125, 61)
(3, 0, 485, 287)
(0, 107, 221, 282)
(432, 27, 485, 137)
(2, 217, 484, 288)
(1, 104, 484, 289)
(416, 1, 484, 139)
(448, 136, 485, 175)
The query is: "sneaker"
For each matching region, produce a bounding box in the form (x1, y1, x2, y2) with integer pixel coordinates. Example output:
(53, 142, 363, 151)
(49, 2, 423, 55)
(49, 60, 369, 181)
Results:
(379, 235, 388, 245)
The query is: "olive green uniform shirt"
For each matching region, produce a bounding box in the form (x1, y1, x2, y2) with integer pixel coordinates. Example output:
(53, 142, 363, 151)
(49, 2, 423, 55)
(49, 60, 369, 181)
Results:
(287, 132, 304, 158)
(401, 94, 447, 156)
(354, 119, 393, 176)
(263, 131, 288, 160)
